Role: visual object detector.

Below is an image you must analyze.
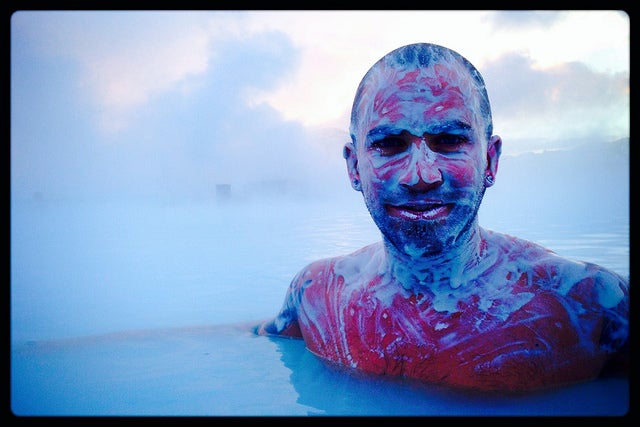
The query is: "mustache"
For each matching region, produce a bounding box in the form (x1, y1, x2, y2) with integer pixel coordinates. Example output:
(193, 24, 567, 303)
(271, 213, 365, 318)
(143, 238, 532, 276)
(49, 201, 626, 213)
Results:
(377, 183, 480, 206)
(381, 190, 453, 206)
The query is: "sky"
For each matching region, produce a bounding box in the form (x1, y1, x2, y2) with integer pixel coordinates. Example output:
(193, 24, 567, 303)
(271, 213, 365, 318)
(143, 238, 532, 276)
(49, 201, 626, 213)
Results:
(10, 10, 630, 203)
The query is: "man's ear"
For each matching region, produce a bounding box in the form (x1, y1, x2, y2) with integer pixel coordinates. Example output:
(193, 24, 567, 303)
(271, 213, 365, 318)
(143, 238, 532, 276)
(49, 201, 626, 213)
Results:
(343, 142, 361, 192)
(485, 135, 502, 184)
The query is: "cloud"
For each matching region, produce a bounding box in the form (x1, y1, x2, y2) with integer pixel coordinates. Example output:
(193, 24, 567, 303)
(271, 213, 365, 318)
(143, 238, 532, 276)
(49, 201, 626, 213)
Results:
(13, 10, 628, 136)
(85, 29, 209, 118)
(480, 10, 629, 74)
(10, 10, 630, 203)
(78, 30, 346, 202)
(482, 52, 629, 154)
(230, 10, 629, 134)
(11, 17, 321, 202)
(239, 10, 501, 129)
(12, 11, 221, 131)
(484, 10, 566, 30)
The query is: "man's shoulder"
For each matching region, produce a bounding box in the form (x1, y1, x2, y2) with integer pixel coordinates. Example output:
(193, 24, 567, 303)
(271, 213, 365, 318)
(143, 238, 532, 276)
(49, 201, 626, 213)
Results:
(482, 227, 550, 253)
(485, 227, 580, 264)
(483, 228, 628, 291)
(293, 242, 383, 284)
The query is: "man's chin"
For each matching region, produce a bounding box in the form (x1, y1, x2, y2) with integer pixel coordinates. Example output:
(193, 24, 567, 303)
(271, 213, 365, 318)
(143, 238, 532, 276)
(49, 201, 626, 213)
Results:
(381, 227, 447, 257)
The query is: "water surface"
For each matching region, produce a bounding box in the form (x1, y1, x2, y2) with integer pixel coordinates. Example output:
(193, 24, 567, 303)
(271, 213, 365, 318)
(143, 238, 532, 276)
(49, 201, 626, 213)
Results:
(10, 197, 630, 416)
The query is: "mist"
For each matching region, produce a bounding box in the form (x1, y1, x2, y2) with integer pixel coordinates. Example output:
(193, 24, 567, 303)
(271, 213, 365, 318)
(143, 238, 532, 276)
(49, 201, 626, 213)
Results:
(10, 11, 629, 344)
(10, 10, 629, 207)
(11, 28, 349, 205)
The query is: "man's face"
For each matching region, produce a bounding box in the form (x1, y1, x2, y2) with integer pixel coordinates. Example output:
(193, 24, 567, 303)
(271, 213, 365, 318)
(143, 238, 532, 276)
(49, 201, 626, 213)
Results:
(347, 59, 499, 257)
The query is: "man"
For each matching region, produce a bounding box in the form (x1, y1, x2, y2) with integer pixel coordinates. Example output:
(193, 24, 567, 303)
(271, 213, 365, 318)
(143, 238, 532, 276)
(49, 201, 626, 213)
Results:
(255, 43, 629, 392)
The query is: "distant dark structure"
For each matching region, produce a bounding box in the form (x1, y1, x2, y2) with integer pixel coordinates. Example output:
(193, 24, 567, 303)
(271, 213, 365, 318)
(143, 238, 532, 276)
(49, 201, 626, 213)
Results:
(216, 184, 231, 202)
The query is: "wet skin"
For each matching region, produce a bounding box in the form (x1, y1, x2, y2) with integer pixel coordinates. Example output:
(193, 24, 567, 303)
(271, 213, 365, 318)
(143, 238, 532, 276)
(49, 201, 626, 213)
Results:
(256, 46, 629, 392)
(345, 56, 499, 263)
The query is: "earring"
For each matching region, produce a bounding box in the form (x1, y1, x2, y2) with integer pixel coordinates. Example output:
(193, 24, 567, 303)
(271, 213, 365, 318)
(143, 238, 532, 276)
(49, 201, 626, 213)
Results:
(484, 175, 494, 186)
(353, 178, 361, 190)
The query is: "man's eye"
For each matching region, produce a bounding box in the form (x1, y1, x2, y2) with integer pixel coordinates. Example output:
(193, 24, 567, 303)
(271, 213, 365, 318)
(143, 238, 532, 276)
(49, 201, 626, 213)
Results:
(431, 134, 467, 152)
(371, 137, 409, 156)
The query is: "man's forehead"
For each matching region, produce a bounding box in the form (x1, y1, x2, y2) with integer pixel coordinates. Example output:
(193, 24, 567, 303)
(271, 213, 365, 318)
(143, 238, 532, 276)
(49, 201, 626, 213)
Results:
(374, 58, 478, 100)
(356, 60, 482, 134)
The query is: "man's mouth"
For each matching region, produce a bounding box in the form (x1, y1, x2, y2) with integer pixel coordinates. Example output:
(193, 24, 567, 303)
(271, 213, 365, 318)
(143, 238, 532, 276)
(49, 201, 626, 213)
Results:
(385, 202, 452, 220)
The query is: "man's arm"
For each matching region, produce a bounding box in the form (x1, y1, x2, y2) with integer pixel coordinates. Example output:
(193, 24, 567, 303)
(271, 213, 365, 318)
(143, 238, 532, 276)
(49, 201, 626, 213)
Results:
(597, 270, 630, 376)
(254, 269, 307, 338)
(255, 315, 302, 337)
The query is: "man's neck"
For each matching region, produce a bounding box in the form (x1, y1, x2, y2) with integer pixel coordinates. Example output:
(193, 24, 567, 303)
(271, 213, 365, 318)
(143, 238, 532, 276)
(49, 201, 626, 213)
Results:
(383, 223, 486, 294)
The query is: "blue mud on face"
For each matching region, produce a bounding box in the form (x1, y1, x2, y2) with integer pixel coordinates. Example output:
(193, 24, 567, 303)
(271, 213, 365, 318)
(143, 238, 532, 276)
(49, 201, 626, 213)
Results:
(11, 322, 629, 416)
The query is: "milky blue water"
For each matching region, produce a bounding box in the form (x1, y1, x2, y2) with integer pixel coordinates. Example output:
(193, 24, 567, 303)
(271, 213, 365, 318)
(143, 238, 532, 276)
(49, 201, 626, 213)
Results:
(10, 197, 378, 343)
(10, 197, 630, 416)
(10, 196, 629, 343)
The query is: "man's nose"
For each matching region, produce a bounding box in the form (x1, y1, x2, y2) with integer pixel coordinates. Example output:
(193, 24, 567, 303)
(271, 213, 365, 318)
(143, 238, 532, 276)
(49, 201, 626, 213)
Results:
(399, 139, 443, 191)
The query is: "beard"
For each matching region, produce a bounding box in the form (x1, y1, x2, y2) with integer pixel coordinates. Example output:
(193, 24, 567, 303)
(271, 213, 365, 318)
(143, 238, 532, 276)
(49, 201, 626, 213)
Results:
(365, 186, 485, 258)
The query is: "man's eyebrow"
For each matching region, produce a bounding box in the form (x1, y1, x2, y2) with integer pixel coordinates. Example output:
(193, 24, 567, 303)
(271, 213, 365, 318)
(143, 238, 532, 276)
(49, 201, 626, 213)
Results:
(366, 125, 402, 139)
(365, 120, 472, 139)
(425, 120, 472, 134)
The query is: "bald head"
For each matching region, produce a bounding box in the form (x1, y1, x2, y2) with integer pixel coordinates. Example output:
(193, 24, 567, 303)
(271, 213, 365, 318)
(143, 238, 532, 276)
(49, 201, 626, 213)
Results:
(349, 43, 493, 146)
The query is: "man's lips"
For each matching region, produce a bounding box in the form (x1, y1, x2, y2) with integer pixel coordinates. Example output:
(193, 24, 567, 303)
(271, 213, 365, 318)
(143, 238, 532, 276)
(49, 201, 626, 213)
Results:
(385, 202, 452, 220)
